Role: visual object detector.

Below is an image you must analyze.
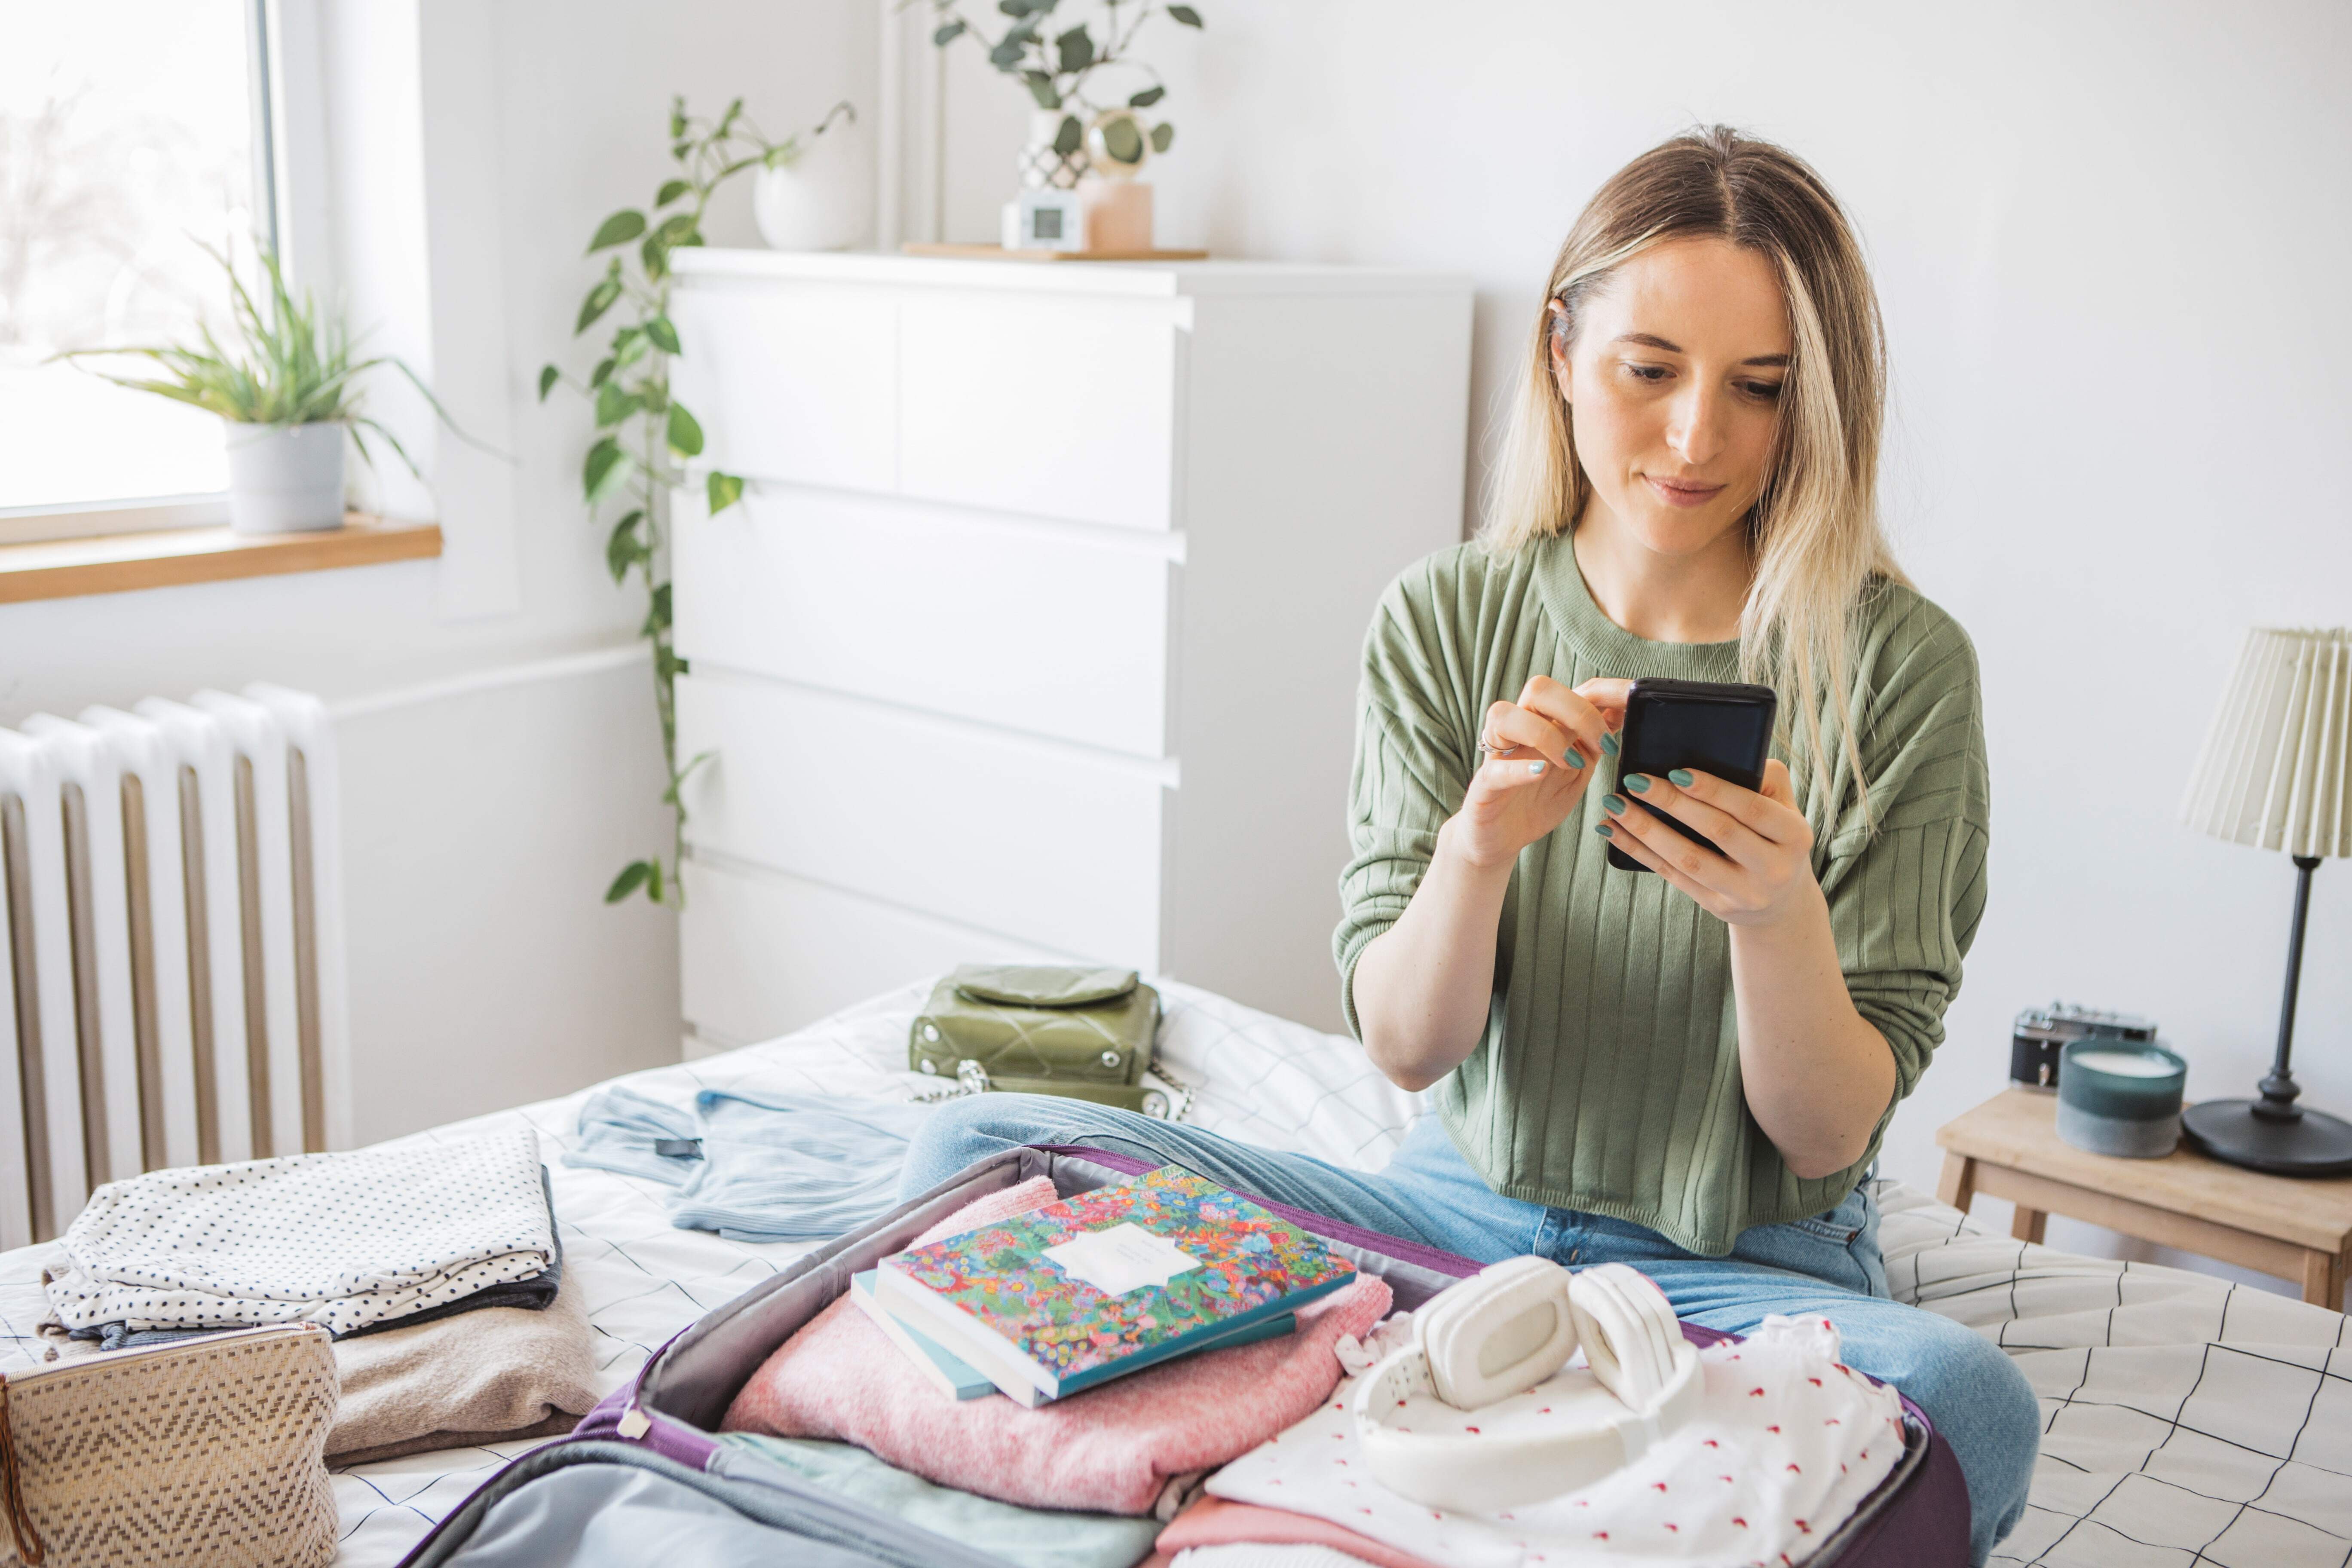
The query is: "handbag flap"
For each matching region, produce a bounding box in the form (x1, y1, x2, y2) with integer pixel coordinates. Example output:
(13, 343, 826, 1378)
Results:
(949, 965, 1137, 1008)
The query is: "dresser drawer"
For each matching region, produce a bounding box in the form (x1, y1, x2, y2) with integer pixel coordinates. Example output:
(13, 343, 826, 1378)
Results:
(680, 858, 1066, 1047)
(674, 486, 1173, 757)
(671, 283, 897, 492)
(675, 674, 1165, 965)
(898, 294, 1178, 532)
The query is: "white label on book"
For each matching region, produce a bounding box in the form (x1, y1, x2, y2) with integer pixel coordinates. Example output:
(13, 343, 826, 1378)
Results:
(1044, 1223, 1201, 1296)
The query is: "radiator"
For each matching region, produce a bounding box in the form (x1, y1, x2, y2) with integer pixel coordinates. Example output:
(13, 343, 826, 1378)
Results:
(0, 685, 349, 1248)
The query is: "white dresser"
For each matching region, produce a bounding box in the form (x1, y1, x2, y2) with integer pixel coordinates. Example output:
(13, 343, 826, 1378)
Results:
(668, 251, 1471, 1049)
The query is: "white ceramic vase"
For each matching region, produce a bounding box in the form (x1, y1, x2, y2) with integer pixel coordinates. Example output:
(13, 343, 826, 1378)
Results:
(1019, 108, 1092, 191)
(224, 423, 346, 534)
(753, 115, 873, 251)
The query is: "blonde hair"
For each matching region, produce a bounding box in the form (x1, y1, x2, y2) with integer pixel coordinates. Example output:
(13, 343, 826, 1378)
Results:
(1483, 126, 1905, 820)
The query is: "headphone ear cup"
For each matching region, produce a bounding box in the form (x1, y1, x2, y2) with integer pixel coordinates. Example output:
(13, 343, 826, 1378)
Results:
(1568, 1265, 1674, 1409)
(1602, 1265, 1679, 1379)
(1416, 1256, 1577, 1409)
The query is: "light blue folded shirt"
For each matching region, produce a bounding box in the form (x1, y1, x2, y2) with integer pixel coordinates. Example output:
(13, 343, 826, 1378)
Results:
(565, 1085, 933, 1243)
(714, 1435, 1161, 1568)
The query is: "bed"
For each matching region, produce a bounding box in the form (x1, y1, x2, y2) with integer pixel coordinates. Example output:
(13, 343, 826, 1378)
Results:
(0, 979, 2342, 1567)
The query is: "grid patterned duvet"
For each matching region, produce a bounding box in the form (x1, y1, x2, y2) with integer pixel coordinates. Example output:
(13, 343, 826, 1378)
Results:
(0, 978, 2340, 1567)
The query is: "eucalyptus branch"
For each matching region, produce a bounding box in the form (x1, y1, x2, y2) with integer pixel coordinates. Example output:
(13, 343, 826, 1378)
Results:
(920, 0, 1197, 159)
(540, 93, 854, 910)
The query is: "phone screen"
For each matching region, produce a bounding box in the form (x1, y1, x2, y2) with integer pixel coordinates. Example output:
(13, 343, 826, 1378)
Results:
(1611, 685, 1776, 872)
(1623, 698, 1773, 787)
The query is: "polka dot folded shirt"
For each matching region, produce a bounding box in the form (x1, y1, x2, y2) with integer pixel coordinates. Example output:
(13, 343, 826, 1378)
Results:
(44, 1130, 555, 1337)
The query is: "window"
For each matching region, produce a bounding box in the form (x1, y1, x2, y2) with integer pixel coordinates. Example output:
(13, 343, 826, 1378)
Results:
(0, 1, 275, 541)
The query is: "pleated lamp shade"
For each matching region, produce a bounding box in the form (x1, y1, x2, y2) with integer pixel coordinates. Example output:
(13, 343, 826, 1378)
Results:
(2180, 627, 2352, 858)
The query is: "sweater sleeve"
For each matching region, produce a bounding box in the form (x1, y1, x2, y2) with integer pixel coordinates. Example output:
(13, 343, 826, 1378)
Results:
(1813, 597, 1992, 1121)
(1332, 572, 1477, 1039)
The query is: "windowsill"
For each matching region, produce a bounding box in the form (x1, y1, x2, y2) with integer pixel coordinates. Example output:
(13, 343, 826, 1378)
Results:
(0, 513, 442, 605)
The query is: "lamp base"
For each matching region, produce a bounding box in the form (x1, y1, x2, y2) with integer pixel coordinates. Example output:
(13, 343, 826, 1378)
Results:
(2181, 1099, 2352, 1177)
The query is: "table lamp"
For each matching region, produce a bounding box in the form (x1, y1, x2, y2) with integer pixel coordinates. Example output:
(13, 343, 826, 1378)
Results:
(2177, 625, 2352, 1175)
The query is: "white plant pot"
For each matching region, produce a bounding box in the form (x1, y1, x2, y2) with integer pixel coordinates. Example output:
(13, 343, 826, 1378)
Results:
(753, 116, 872, 252)
(224, 423, 347, 534)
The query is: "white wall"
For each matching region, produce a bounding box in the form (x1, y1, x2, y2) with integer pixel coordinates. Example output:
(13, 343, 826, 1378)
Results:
(0, 0, 874, 1144)
(930, 0, 2352, 1295)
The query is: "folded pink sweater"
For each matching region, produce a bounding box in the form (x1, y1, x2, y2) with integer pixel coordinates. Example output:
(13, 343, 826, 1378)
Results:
(720, 1174, 1392, 1516)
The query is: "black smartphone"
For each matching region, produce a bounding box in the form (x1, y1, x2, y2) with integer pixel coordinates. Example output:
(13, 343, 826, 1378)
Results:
(1608, 678, 1778, 873)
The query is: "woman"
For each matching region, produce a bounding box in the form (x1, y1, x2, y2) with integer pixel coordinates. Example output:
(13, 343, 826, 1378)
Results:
(900, 126, 2037, 1561)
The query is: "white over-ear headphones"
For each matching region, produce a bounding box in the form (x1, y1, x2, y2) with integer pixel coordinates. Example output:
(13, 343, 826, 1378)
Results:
(1352, 1259, 1703, 1515)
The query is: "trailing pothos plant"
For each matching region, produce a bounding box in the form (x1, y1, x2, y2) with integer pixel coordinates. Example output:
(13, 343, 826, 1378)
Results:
(924, 0, 1202, 165)
(541, 94, 853, 910)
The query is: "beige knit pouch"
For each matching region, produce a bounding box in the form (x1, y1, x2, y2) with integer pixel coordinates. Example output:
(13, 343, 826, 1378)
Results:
(0, 1325, 337, 1568)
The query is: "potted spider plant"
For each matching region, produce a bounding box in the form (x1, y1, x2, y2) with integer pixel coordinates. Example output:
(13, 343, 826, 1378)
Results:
(65, 246, 459, 533)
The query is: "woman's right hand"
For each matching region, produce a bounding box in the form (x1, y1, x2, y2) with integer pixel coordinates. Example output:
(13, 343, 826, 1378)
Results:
(1449, 677, 1627, 870)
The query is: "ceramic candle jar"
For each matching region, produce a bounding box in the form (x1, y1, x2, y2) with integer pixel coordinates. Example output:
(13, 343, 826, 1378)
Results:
(2056, 1038, 2188, 1158)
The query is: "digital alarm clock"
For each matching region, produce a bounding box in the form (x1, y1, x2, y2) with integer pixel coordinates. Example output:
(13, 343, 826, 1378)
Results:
(1001, 189, 1084, 253)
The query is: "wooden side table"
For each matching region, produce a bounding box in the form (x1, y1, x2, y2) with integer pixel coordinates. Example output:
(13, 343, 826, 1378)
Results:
(1936, 1088, 2352, 1309)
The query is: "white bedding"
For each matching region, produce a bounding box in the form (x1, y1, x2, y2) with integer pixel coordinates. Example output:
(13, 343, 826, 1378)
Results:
(0, 978, 2340, 1566)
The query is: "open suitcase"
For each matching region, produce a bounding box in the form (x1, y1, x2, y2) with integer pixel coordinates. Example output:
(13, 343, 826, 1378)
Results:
(397, 1144, 1974, 1567)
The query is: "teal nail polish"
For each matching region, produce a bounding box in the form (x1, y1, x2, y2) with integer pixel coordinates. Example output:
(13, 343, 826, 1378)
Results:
(1592, 823, 1614, 839)
(1527, 760, 1546, 775)
(1600, 733, 1620, 757)
(1623, 773, 1652, 795)
(1601, 793, 1627, 815)
(1563, 752, 1586, 770)
(1668, 769, 1694, 787)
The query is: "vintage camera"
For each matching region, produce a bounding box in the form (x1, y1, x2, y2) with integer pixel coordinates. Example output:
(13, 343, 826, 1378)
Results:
(2012, 1001, 2158, 1090)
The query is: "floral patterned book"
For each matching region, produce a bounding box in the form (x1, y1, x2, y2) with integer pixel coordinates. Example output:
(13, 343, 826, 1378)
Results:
(874, 1166, 1356, 1402)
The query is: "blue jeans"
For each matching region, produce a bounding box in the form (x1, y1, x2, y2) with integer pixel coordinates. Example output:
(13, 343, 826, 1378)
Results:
(901, 1097, 2038, 1565)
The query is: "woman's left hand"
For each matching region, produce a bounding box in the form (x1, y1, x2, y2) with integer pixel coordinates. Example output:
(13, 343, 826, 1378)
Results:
(1596, 760, 1818, 927)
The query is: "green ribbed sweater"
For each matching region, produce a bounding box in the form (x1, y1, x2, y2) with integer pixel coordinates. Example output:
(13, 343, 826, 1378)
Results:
(1335, 533, 1990, 1256)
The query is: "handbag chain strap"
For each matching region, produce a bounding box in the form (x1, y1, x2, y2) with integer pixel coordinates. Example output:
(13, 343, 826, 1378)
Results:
(0, 1378, 44, 1565)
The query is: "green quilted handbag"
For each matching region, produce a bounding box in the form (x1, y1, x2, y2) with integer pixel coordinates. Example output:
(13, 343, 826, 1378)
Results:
(910, 965, 1167, 1114)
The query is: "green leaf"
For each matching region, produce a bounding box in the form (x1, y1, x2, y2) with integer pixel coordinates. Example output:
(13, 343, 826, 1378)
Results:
(988, 37, 1026, 69)
(1129, 85, 1167, 108)
(645, 315, 681, 354)
(594, 380, 643, 428)
(717, 97, 744, 135)
(1055, 24, 1093, 72)
(656, 178, 691, 207)
(642, 582, 673, 637)
(641, 231, 670, 280)
(667, 402, 704, 457)
(1167, 3, 1203, 24)
(707, 470, 745, 515)
(998, 0, 1040, 13)
(1103, 115, 1144, 165)
(589, 356, 617, 388)
(669, 98, 688, 138)
(647, 859, 666, 904)
(1023, 70, 1062, 110)
(1053, 114, 1082, 157)
(537, 364, 560, 402)
(671, 139, 693, 162)
(583, 435, 633, 502)
(663, 749, 716, 805)
(575, 276, 623, 335)
(605, 860, 654, 904)
(588, 209, 647, 253)
(1149, 121, 1175, 153)
(613, 333, 650, 372)
(932, 19, 966, 44)
(605, 510, 647, 582)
